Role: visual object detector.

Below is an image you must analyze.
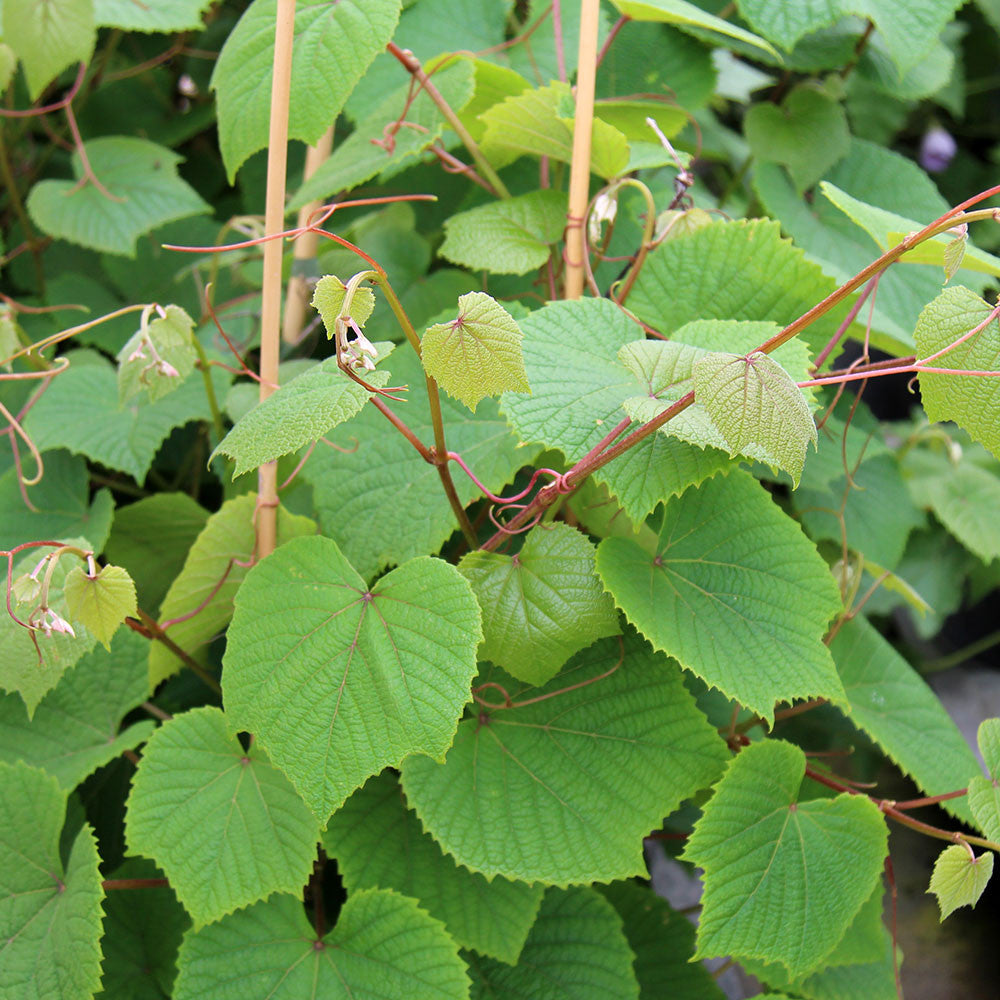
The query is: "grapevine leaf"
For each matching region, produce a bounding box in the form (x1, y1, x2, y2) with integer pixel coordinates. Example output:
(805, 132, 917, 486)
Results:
(116, 305, 197, 405)
(211, 0, 402, 181)
(968, 719, 1000, 842)
(683, 740, 889, 978)
(94, 0, 213, 31)
(913, 286, 1000, 461)
(422, 292, 530, 411)
(734, 0, 840, 53)
(324, 771, 544, 964)
(64, 564, 137, 651)
(928, 844, 994, 921)
(693, 350, 817, 485)
(458, 522, 620, 686)
(440, 190, 568, 275)
(829, 616, 978, 825)
(466, 887, 640, 999)
(211, 350, 393, 478)
(744, 86, 850, 192)
(302, 350, 535, 580)
(27, 139, 209, 256)
(311, 275, 376, 333)
(599, 881, 725, 1000)
(148, 494, 314, 687)
(97, 858, 190, 1000)
(23, 356, 231, 482)
(596, 470, 844, 721)
(400, 631, 728, 885)
(174, 889, 469, 999)
(0, 630, 154, 790)
(0, 761, 104, 999)
(124, 706, 320, 927)
(1, 0, 95, 98)
(223, 536, 482, 820)
(943, 232, 967, 282)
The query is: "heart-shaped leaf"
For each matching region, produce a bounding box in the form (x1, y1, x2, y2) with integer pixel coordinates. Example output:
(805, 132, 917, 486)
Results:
(928, 844, 994, 921)
(64, 564, 137, 650)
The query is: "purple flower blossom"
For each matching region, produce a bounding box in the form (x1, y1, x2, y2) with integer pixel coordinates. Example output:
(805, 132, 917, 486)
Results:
(919, 127, 957, 173)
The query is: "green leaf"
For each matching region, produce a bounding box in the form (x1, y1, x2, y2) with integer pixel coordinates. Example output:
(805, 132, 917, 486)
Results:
(596, 470, 844, 721)
(103, 493, 209, 616)
(223, 536, 482, 820)
(97, 857, 190, 1000)
(914, 286, 1000, 461)
(423, 292, 530, 412)
(311, 274, 376, 333)
(289, 57, 475, 209)
(1, 0, 95, 99)
(303, 350, 535, 580)
(466, 887, 640, 999)
(599, 881, 725, 1000)
(148, 494, 314, 687)
(27, 138, 209, 256)
(0, 761, 104, 999)
(117, 306, 197, 405)
(968, 719, 1000, 842)
(0, 42, 16, 94)
(693, 350, 817, 485)
(0, 541, 98, 716)
(458, 522, 619, 686)
(683, 740, 888, 978)
(64, 564, 137, 650)
(735, 0, 841, 51)
(212, 352, 393, 478)
(744, 86, 850, 192)
(125, 706, 320, 927)
(324, 771, 544, 964)
(479, 82, 630, 178)
(943, 231, 967, 283)
(440, 190, 568, 275)
(0, 450, 113, 552)
(928, 844, 994, 921)
(23, 356, 231, 482)
(0, 630, 154, 790)
(401, 631, 727, 885)
(212, 0, 402, 181)
(829, 616, 978, 825)
(610, 0, 778, 58)
(175, 891, 470, 999)
(94, 0, 212, 31)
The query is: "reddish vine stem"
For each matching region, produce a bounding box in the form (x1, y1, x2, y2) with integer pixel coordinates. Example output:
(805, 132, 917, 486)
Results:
(126, 609, 221, 695)
(102, 878, 169, 891)
(885, 856, 902, 999)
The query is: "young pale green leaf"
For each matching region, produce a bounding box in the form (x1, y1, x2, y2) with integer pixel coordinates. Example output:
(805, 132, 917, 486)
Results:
(0, 542, 98, 717)
(1, 0, 95, 98)
(27, 138, 209, 256)
(830, 616, 978, 825)
(609, 0, 777, 58)
(174, 889, 469, 999)
(466, 887, 640, 999)
(914, 286, 1000, 461)
(0, 761, 104, 1000)
(97, 858, 190, 1000)
(683, 740, 888, 979)
(223, 536, 482, 820)
(211, 0, 402, 181)
(0, 450, 113, 552)
(943, 232, 967, 282)
(125, 707, 320, 928)
(458, 522, 619, 686)
(63, 564, 137, 651)
(693, 350, 817, 485)
(24, 357, 231, 482)
(303, 350, 535, 579)
(401, 631, 727, 885)
(94, 0, 212, 31)
(928, 844, 994, 921)
(968, 719, 1000, 841)
(116, 305, 197, 405)
(148, 494, 314, 687)
(744, 86, 850, 193)
(311, 274, 376, 334)
(599, 881, 725, 1000)
(211, 353, 392, 478)
(596, 470, 844, 721)
(324, 771, 544, 964)
(422, 292, 530, 411)
(440, 190, 568, 275)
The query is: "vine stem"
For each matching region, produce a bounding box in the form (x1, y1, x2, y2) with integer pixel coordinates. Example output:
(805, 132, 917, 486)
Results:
(255, 0, 297, 560)
(563, 0, 601, 299)
(102, 878, 169, 891)
(127, 610, 221, 695)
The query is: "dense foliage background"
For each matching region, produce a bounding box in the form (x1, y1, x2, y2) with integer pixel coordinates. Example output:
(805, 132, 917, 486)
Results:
(2, 1, 1000, 998)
